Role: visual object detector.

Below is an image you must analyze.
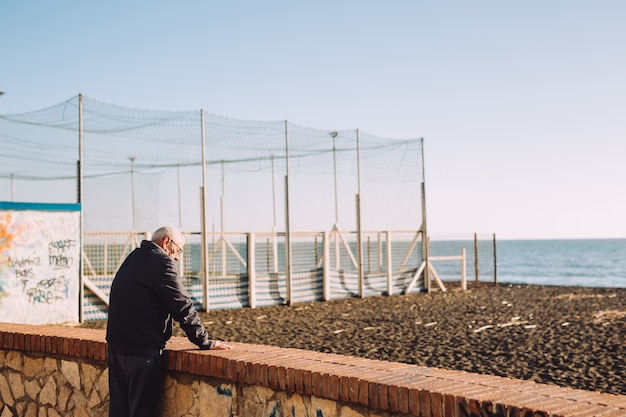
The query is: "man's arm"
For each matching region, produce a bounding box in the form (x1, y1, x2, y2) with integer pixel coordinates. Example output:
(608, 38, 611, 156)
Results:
(157, 259, 233, 350)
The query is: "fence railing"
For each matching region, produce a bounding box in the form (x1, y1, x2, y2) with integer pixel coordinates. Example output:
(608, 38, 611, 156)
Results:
(82, 231, 496, 321)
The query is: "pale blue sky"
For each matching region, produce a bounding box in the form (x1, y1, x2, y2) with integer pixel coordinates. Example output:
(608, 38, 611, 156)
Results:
(1, 1, 625, 239)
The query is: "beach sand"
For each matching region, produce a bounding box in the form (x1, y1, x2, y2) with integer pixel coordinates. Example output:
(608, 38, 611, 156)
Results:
(84, 283, 626, 395)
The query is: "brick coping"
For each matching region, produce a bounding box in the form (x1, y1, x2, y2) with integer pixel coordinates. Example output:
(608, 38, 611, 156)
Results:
(1, 322, 625, 416)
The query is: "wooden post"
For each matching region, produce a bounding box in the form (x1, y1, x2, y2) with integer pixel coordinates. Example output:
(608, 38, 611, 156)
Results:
(248, 233, 256, 308)
(461, 247, 467, 290)
(474, 233, 479, 286)
(385, 231, 392, 296)
(322, 231, 330, 301)
(493, 233, 498, 286)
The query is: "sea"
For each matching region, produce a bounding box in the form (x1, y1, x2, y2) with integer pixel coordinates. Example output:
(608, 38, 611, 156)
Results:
(494, 239, 626, 288)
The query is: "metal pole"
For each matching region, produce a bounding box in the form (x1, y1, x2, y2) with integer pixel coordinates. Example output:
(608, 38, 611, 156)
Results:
(78, 94, 84, 323)
(330, 131, 339, 225)
(356, 129, 362, 196)
(177, 165, 183, 228)
(284, 120, 292, 306)
(200, 110, 209, 310)
(271, 155, 278, 274)
(271, 155, 277, 230)
(420, 138, 430, 292)
(78, 94, 84, 206)
(220, 160, 225, 233)
(355, 129, 363, 298)
(129, 157, 136, 232)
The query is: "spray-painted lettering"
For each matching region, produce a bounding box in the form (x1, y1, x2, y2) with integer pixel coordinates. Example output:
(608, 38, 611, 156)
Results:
(49, 255, 73, 269)
(7, 257, 41, 268)
(48, 239, 75, 253)
(15, 268, 35, 280)
(48, 239, 75, 270)
(26, 276, 68, 304)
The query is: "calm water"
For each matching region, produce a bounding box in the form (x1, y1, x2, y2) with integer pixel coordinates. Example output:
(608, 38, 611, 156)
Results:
(496, 239, 626, 288)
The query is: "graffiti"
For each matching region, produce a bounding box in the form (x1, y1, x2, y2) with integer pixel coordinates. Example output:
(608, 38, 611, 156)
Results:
(0, 207, 80, 323)
(5, 257, 39, 291)
(49, 254, 73, 269)
(16, 269, 35, 290)
(8, 256, 41, 268)
(2, 242, 75, 304)
(26, 276, 68, 304)
(48, 239, 75, 270)
(48, 239, 75, 252)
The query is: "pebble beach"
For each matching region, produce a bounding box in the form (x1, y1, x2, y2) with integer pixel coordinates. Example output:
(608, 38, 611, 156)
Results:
(84, 283, 626, 395)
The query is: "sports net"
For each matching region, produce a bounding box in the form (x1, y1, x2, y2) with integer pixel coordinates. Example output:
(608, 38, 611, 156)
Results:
(0, 95, 424, 233)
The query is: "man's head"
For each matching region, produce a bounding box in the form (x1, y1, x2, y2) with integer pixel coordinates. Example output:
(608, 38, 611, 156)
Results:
(152, 226, 185, 261)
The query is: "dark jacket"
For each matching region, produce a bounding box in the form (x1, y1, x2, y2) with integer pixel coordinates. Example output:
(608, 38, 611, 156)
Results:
(106, 240, 214, 355)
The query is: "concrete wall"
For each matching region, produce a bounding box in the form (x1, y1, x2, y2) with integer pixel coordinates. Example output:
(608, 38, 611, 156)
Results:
(0, 323, 625, 417)
(0, 203, 81, 325)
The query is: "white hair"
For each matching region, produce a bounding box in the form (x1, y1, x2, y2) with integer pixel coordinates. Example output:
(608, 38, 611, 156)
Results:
(151, 226, 185, 245)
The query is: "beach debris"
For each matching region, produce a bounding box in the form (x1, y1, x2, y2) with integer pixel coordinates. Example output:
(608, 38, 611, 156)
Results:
(593, 309, 626, 324)
(561, 322, 570, 326)
(473, 318, 530, 332)
(555, 293, 607, 300)
(333, 329, 345, 334)
(256, 315, 266, 320)
(524, 325, 537, 329)
(424, 321, 437, 327)
(363, 326, 381, 331)
(473, 324, 495, 333)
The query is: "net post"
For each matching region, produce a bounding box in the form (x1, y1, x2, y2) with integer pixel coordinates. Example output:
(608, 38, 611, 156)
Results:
(200, 109, 209, 311)
(78, 93, 84, 323)
(356, 193, 363, 298)
(322, 231, 330, 301)
(284, 120, 292, 306)
(420, 138, 430, 292)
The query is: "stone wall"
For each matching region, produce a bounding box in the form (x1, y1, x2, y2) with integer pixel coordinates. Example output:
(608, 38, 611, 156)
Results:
(1, 323, 625, 417)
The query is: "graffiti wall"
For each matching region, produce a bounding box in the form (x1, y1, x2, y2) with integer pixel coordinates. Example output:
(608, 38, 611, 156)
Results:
(0, 202, 81, 324)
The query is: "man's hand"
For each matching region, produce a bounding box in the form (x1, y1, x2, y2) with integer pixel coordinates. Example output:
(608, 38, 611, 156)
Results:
(211, 340, 234, 350)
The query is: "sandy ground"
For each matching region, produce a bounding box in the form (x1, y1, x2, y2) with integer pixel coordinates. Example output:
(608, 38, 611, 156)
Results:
(84, 283, 626, 395)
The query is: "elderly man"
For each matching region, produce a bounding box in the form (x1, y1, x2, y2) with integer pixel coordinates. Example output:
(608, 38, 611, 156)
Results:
(106, 226, 232, 417)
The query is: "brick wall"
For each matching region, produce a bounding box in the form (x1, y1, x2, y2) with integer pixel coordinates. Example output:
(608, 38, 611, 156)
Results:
(1, 322, 625, 416)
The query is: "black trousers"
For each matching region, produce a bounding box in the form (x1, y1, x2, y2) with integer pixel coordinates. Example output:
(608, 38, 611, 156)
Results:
(107, 351, 164, 417)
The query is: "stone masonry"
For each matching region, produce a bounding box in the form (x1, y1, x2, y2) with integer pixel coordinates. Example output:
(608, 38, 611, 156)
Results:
(1, 323, 626, 417)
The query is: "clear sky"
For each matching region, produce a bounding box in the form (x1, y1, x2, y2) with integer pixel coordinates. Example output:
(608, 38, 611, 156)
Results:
(1, 1, 625, 239)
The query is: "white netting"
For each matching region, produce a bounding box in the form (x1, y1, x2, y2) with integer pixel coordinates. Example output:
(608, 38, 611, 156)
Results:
(0, 95, 424, 233)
